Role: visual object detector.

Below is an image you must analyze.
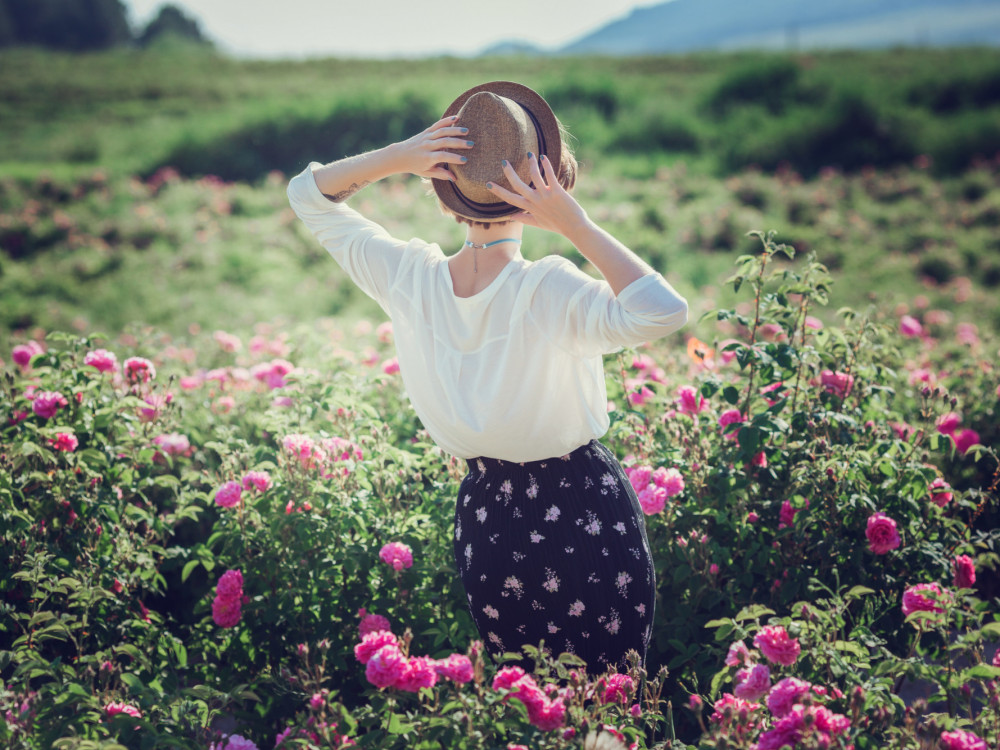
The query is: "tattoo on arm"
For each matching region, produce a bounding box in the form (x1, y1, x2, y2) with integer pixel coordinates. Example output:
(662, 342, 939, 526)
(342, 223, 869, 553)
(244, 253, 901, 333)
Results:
(325, 181, 370, 203)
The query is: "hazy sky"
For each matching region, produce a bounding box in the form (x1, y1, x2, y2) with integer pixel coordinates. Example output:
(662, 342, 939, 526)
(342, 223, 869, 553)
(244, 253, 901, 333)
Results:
(125, 0, 653, 58)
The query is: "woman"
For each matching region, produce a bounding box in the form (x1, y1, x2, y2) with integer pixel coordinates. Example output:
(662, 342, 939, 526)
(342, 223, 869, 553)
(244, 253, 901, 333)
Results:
(287, 82, 688, 674)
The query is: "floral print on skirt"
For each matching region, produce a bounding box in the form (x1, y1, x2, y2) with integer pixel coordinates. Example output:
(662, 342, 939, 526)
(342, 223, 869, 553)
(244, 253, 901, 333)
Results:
(453, 439, 655, 674)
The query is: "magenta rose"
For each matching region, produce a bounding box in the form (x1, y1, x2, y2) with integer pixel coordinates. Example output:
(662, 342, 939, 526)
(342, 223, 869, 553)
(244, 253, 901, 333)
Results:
(939, 729, 989, 750)
(84, 348, 118, 373)
(379, 541, 413, 571)
(952, 555, 976, 589)
(819, 369, 854, 398)
(754, 625, 801, 666)
(734, 663, 771, 702)
(354, 630, 398, 665)
(432, 653, 474, 684)
(216, 570, 243, 600)
(928, 477, 953, 507)
(902, 582, 950, 617)
(31, 391, 68, 419)
(214, 480, 242, 508)
(767, 677, 812, 718)
(866, 512, 901, 554)
(366, 644, 407, 688)
(358, 612, 391, 638)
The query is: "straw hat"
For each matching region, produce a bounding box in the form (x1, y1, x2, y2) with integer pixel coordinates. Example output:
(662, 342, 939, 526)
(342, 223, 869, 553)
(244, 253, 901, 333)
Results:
(432, 81, 562, 222)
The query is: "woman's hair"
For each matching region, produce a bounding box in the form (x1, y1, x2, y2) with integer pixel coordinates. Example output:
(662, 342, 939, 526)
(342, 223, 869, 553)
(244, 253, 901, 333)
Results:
(436, 124, 578, 229)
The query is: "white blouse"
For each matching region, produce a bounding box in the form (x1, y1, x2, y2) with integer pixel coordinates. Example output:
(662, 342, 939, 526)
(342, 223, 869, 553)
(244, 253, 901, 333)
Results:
(287, 162, 688, 462)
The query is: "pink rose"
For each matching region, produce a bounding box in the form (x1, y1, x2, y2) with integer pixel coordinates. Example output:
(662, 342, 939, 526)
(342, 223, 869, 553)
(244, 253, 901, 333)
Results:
(123, 356, 156, 384)
(628, 384, 654, 407)
(637, 485, 667, 515)
(866, 512, 901, 554)
(214, 480, 242, 509)
(211, 596, 242, 628)
(953, 429, 980, 455)
(734, 663, 771, 702)
(492, 666, 528, 691)
(899, 315, 923, 337)
(84, 348, 118, 373)
(928, 477, 953, 507)
(751, 451, 767, 468)
(936, 412, 961, 436)
(213, 330, 242, 353)
(718, 409, 743, 440)
(241, 471, 272, 492)
(354, 630, 398, 665)
(599, 673, 635, 705)
(49, 432, 78, 452)
(626, 465, 653, 493)
(952, 555, 976, 589)
(138, 391, 172, 422)
(754, 625, 801, 666)
(379, 541, 413, 571)
(153, 433, 190, 456)
(31, 391, 68, 419)
(819, 369, 854, 398)
(216, 570, 243, 600)
(12, 340, 44, 367)
(394, 655, 438, 692)
(725, 640, 753, 668)
(359, 612, 392, 637)
(376, 321, 393, 343)
(676, 385, 706, 414)
(778, 500, 797, 529)
(902, 582, 949, 617)
(527, 697, 566, 731)
(652, 466, 685, 497)
(766, 677, 812, 718)
(365, 644, 407, 688)
(104, 701, 142, 719)
(709, 693, 758, 737)
(939, 729, 989, 750)
(747, 511, 759, 523)
(210, 736, 259, 750)
(432, 653, 474, 684)
(381, 357, 400, 375)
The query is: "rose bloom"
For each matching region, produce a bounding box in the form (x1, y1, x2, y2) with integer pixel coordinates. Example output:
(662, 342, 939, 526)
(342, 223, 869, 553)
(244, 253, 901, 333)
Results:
(138, 391, 172, 422)
(366, 644, 408, 688)
(354, 630, 398, 665)
(84, 348, 118, 373)
(216, 570, 244, 600)
(754, 625, 801, 666)
(105, 701, 142, 718)
(12, 340, 44, 367)
(214, 480, 243, 508)
(928, 477, 953, 507)
(902, 582, 949, 617)
(778, 500, 797, 529)
(31, 391, 68, 419)
(725, 640, 754, 667)
(123, 356, 156, 383)
(394, 655, 439, 692)
(819, 369, 854, 398)
(675, 385, 706, 414)
(651, 466, 685, 497)
(734, 663, 771, 702)
(381, 357, 400, 375)
(376, 321, 394, 343)
(638, 485, 667, 515)
(358, 612, 392, 637)
(718, 408, 743, 440)
(379, 541, 413, 571)
(213, 330, 242, 353)
(241, 470, 272, 492)
(939, 729, 989, 750)
(866, 512, 901, 554)
(212, 595, 242, 628)
(153, 433, 190, 456)
(952, 555, 976, 589)
(899, 315, 923, 337)
(599, 673, 635, 705)
(767, 677, 812, 718)
(709, 693, 758, 737)
(936, 412, 961, 436)
(210, 735, 259, 750)
(627, 465, 653, 494)
(432, 653, 474, 684)
(953, 428, 980, 455)
(49, 432, 78, 452)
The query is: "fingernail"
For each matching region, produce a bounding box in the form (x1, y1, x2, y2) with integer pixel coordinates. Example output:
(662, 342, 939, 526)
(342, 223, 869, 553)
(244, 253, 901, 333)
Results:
(461, 127, 469, 134)
(501, 159, 508, 167)
(466, 140, 474, 146)
(451, 115, 458, 120)
(461, 156, 468, 162)
(486, 182, 493, 189)
(528, 151, 534, 159)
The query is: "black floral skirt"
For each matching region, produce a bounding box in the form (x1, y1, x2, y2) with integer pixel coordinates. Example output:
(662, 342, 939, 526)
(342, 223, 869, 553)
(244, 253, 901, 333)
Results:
(453, 439, 656, 674)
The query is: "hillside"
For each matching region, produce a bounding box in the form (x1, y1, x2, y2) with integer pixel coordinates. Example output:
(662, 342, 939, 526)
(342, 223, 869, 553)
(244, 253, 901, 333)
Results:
(561, 0, 1000, 55)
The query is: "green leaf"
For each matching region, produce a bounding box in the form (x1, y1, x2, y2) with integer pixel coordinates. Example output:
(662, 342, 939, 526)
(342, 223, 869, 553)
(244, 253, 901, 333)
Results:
(833, 640, 866, 657)
(980, 622, 1000, 639)
(722, 386, 740, 405)
(181, 559, 200, 583)
(845, 586, 875, 600)
(704, 618, 732, 629)
(735, 605, 775, 622)
(387, 713, 415, 735)
(120, 673, 144, 692)
(962, 664, 1000, 680)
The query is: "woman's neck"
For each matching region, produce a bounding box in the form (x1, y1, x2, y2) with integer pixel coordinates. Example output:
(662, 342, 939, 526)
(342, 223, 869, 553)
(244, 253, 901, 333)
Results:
(458, 221, 524, 269)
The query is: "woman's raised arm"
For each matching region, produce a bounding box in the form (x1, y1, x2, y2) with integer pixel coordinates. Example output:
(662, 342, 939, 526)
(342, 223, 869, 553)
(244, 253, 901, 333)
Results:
(311, 116, 473, 202)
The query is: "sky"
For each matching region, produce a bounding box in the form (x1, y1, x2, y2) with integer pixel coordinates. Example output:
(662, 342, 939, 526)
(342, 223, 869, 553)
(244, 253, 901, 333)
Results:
(124, 0, 655, 58)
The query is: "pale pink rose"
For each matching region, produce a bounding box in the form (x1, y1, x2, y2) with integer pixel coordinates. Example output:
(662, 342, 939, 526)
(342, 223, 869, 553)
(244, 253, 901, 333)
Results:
(734, 663, 771, 702)
(381, 357, 400, 375)
(638, 485, 667, 515)
(358, 612, 392, 637)
(632, 353, 655, 370)
(216, 570, 243, 600)
(805, 316, 822, 329)
(376, 321, 393, 343)
(820, 369, 854, 398)
(379, 541, 413, 571)
(952, 555, 976, 589)
(213, 330, 242, 353)
(902, 582, 949, 616)
(953, 429, 980, 455)
(365, 644, 408, 688)
(354, 630, 398, 665)
(12, 340, 44, 367)
(210, 735, 259, 750)
(214, 480, 242, 508)
(528, 697, 566, 731)
(936, 412, 961, 435)
(956, 322, 980, 347)
(725, 640, 753, 668)
(138, 391, 172, 422)
(180, 374, 203, 390)
(432, 653, 474, 683)
(153, 433, 190, 456)
(908, 367, 935, 386)
(676, 385, 706, 414)
(928, 477, 953, 507)
(241, 470, 272, 492)
(84, 348, 118, 373)
(49, 432, 78, 452)
(766, 677, 812, 718)
(626, 465, 653, 493)
(599, 673, 635, 705)
(104, 701, 142, 718)
(718, 408, 743, 440)
(652, 466, 685, 497)
(123, 356, 156, 383)
(214, 395, 236, 413)
(394, 655, 439, 692)
(866, 512, 901, 554)
(754, 625, 801, 666)
(32, 391, 68, 419)
(709, 693, 758, 737)
(211, 596, 242, 628)
(939, 729, 988, 750)
(628, 384, 654, 407)
(899, 315, 923, 338)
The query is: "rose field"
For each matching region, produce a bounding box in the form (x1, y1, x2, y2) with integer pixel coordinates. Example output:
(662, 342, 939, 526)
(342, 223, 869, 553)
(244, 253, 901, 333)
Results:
(3, 49, 1000, 750)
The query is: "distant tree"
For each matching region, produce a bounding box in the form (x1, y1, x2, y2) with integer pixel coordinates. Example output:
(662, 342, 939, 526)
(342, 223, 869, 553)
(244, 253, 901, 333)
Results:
(137, 4, 211, 48)
(0, 0, 132, 51)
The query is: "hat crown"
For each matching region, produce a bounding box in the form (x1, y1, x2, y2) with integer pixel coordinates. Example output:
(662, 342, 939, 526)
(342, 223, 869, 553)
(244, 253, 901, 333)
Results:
(452, 92, 538, 205)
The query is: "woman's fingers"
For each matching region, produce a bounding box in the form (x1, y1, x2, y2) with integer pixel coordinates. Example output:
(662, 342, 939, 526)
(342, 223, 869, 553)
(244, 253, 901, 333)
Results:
(485, 180, 529, 209)
(435, 151, 469, 165)
(426, 166, 455, 181)
(500, 159, 533, 197)
(426, 115, 460, 132)
(428, 126, 469, 140)
(430, 137, 474, 151)
(527, 152, 548, 189)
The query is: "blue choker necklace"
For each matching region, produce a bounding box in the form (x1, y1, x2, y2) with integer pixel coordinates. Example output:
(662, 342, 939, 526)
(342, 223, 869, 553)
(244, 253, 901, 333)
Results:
(464, 238, 521, 273)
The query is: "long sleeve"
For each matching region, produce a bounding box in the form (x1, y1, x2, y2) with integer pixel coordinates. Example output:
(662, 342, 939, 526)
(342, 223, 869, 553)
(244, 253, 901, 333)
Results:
(529, 256, 688, 357)
(286, 161, 408, 315)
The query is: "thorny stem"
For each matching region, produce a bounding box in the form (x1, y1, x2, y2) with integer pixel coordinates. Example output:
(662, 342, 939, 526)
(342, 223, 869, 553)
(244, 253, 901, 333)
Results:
(741, 250, 770, 420)
(790, 295, 811, 416)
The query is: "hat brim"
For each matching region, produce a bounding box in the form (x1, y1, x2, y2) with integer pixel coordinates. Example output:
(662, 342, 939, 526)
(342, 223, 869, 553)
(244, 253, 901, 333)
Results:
(432, 81, 562, 222)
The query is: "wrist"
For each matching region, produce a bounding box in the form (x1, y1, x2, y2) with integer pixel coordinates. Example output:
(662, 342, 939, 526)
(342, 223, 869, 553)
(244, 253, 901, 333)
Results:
(561, 211, 597, 246)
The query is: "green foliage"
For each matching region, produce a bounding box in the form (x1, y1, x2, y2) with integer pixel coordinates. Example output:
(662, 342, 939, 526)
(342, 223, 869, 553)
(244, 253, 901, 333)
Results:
(0, 0, 132, 52)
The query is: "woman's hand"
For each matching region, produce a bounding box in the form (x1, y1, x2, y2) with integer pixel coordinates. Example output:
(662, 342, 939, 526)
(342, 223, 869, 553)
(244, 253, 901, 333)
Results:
(486, 153, 589, 237)
(391, 116, 474, 182)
